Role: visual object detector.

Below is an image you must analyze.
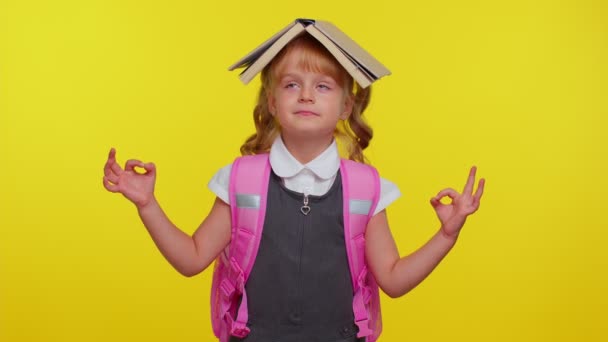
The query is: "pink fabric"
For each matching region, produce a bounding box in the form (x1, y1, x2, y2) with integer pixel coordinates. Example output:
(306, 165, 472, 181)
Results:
(340, 159, 381, 341)
(213, 155, 381, 341)
(212, 154, 271, 342)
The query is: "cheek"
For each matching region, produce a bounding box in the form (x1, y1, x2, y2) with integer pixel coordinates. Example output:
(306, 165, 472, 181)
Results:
(268, 91, 286, 112)
(271, 91, 291, 107)
(335, 94, 349, 111)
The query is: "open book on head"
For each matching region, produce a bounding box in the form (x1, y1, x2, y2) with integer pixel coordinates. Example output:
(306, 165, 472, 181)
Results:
(228, 19, 391, 88)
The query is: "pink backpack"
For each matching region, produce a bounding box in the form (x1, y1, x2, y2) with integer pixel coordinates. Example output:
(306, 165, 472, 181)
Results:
(210, 154, 382, 341)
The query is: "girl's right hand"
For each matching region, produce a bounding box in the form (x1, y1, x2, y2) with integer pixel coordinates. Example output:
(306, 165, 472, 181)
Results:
(103, 148, 157, 209)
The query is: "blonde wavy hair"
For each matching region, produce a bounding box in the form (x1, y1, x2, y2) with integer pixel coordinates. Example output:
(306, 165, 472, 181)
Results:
(240, 34, 373, 163)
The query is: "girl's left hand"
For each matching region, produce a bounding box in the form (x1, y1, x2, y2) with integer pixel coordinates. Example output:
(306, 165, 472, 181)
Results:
(430, 166, 485, 238)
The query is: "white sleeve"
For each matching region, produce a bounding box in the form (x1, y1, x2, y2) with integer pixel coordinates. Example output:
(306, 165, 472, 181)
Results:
(207, 163, 233, 205)
(373, 177, 401, 216)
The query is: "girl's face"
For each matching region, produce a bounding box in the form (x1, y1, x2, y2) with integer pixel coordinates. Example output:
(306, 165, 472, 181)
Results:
(267, 48, 353, 142)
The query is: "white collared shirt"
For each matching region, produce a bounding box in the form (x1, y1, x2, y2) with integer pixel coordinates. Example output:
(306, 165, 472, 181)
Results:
(208, 137, 401, 216)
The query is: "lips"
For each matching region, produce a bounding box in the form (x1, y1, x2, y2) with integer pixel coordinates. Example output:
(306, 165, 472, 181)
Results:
(294, 110, 319, 116)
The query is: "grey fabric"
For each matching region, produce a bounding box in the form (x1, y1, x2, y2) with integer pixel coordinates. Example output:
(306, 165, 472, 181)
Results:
(230, 172, 363, 342)
(236, 193, 261, 209)
(349, 199, 372, 215)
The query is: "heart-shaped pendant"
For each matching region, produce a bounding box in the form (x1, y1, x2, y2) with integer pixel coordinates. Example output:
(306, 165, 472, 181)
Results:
(300, 205, 310, 215)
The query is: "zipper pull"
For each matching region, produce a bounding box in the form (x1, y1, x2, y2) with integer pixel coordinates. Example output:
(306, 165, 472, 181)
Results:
(300, 192, 311, 215)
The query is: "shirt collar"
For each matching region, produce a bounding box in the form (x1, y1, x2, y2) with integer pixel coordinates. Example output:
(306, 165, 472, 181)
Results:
(269, 136, 340, 180)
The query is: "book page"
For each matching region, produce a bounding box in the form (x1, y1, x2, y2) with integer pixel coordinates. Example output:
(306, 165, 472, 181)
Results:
(313, 20, 390, 78)
(305, 25, 372, 88)
(228, 21, 297, 71)
(238, 23, 307, 84)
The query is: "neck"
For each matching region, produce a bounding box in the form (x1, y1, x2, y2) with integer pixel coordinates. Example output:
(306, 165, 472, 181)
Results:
(281, 134, 333, 164)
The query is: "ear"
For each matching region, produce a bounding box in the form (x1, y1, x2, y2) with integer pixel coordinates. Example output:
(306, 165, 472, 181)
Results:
(267, 91, 276, 116)
(339, 93, 354, 120)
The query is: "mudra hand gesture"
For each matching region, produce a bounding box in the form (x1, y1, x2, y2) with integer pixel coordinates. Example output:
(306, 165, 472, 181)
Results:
(102, 148, 157, 208)
(430, 166, 485, 238)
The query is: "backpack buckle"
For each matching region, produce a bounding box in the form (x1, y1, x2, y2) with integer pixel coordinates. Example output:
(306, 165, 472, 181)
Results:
(355, 318, 373, 337)
(224, 314, 251, 338)
(219, 278, 236, 300)
(230, 322, 251, 338)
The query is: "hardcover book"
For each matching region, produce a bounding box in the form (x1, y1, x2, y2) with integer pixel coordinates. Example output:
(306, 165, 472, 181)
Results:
(228, 19, 391, 88)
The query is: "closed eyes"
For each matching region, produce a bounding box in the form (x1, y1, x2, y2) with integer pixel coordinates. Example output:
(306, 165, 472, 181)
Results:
(281, 80, 334, 91)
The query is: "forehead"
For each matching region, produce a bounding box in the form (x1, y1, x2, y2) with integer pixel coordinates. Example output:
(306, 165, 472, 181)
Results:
(271, 43, 347, 85)
(276, 53, 333, 79)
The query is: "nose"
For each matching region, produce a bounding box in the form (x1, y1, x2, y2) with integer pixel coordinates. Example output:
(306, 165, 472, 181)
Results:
(298, 86, 315, 104)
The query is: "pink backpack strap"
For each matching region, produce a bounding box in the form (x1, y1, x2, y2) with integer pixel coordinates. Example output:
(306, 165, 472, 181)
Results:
(214, 154, 271, 341)
(340, 159, 381, 341)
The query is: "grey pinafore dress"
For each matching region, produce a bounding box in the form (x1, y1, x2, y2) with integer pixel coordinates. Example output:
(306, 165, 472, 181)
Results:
(230, 171, 364, 342)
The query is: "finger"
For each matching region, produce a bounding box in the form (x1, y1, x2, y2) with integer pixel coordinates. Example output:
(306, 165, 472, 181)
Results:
(125, 159, 144, 172)
(142, 162, 156, 176)
(474, 178, 485, 201)
(433, 188, 460, 202)
(103, 177, 119, 192)
(463, 166, 477, 195)
(430, 197, 444, 208)
(105, 148, 123, 175)
(110, 160, 122, 175)
(104, 159, 122, 178)
(104, 148, 115, 174)
(105, 172, 119, 184)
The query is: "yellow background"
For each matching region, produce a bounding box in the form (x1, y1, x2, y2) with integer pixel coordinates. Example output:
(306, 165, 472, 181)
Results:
(1, 0, 606, 341)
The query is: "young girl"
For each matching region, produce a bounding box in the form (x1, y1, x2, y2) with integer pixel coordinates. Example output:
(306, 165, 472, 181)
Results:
(103, 32, 484, 342)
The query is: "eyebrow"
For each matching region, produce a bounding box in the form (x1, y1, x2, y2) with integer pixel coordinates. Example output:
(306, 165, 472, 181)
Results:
(278, 72, 337, 84)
